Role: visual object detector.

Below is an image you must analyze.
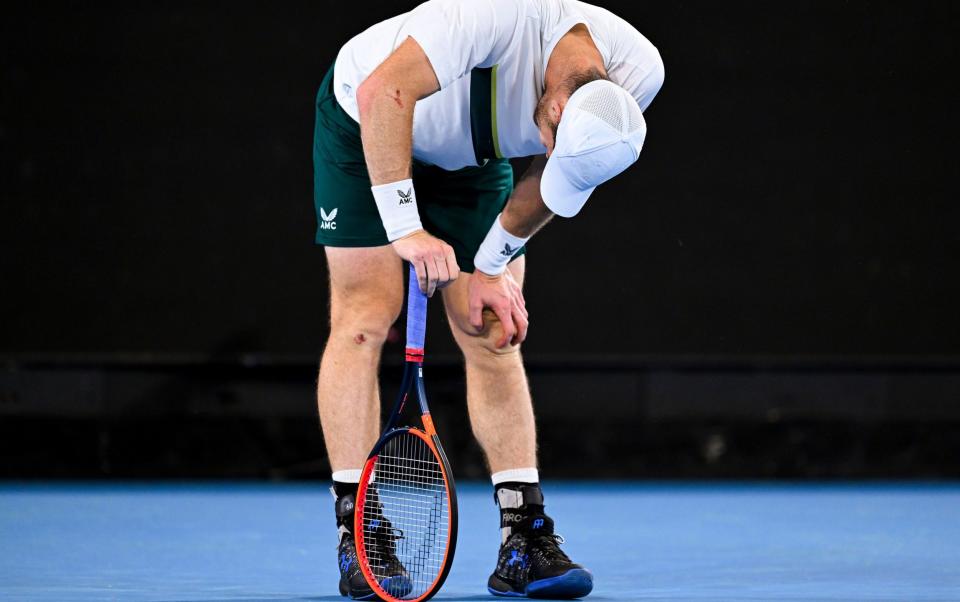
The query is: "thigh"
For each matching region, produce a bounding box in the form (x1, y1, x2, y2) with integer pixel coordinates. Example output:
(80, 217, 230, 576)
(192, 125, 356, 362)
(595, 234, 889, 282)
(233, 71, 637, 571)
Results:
(325, 246, 404, 329)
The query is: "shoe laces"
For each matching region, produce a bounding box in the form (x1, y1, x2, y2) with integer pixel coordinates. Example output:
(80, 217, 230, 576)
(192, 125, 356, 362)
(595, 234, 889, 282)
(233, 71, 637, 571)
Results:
(368, 521, 404, 553)
(373, 527, 408, 575)
(530, 532, 570, 564)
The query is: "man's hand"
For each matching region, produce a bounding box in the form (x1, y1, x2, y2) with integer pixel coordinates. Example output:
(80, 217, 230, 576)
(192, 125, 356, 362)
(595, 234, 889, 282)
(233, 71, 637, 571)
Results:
(392, 230, 459, 296)
(468, 269, 529, 348)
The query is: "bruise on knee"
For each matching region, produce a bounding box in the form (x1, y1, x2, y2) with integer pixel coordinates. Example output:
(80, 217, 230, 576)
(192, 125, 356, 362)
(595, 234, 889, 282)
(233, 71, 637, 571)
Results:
(353, 333, 367, 345)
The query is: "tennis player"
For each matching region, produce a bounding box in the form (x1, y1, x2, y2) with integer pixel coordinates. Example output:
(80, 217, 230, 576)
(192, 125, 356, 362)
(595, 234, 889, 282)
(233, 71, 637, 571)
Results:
(314, 0, 663, 598)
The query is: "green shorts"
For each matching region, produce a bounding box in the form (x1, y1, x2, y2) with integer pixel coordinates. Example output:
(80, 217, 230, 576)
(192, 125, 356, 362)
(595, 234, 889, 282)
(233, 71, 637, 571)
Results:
(312, 64, 525, 273)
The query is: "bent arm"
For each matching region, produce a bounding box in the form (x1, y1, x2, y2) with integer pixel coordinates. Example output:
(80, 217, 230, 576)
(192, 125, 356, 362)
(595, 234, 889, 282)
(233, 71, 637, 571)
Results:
(358, 38, 458, 296)
(500, 155, 553, 238)
(468, 156, 551, 345)
(355, 37, 440, 185)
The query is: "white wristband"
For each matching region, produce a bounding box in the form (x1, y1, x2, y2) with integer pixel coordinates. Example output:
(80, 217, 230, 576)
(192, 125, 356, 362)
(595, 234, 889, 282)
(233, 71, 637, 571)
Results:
(473, 214, 530, 275)
(371, 179, 423, 241)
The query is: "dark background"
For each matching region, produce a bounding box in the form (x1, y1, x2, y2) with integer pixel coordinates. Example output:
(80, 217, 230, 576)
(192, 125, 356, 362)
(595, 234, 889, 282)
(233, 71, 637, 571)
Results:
(2, 1, 958, 479)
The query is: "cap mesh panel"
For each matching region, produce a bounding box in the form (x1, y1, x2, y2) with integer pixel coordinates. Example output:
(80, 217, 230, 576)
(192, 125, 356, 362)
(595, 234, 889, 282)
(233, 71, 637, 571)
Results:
(626, 96, 644, 133)
(578, 85, 624, 133)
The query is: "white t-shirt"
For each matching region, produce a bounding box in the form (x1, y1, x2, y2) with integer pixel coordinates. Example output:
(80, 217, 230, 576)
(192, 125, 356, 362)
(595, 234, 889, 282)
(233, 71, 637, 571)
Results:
(333, 0, 664, 170)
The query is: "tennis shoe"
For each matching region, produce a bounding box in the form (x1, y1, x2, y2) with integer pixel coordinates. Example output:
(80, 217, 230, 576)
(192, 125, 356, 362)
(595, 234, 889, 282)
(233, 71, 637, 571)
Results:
(487, 514, 593, 599)
(335, 493, 412, 600)
(337, 531, 376, 600)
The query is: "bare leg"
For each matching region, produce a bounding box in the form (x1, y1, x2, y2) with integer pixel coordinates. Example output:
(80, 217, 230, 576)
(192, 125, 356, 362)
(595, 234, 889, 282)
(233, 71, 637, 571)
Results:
(442, 258, 537, 473)
(317, 246, 403, 472)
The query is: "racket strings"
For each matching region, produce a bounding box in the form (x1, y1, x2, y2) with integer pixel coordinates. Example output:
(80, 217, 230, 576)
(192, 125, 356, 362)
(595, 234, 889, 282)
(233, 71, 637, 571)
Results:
(362, 431, 449, 600)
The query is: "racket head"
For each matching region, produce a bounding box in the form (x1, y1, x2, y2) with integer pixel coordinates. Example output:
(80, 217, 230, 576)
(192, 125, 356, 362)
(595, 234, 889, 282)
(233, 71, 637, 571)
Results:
(354, 426, 457, 602)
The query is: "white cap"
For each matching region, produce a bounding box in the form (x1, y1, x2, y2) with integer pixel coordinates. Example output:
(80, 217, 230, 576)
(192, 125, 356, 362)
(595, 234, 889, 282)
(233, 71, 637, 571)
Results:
(540, 80, 647, 218)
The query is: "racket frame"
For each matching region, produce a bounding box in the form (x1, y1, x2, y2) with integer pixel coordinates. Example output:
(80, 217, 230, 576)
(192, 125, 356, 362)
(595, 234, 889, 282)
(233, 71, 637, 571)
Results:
(354, 265, 458, 602)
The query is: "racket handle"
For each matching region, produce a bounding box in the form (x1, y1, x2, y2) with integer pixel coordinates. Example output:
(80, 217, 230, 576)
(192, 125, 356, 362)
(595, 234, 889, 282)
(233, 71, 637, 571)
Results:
(406, 263, 428, 358)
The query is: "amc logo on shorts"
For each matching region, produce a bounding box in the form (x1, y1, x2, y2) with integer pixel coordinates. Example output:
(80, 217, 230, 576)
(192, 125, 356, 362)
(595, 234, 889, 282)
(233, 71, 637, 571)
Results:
(320, 207, 338, 230)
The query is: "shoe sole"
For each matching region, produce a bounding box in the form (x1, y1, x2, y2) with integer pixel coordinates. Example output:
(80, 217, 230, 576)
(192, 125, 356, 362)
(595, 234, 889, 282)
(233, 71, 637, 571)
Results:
(488, 568, 594, 599)
(380, 575, 413, 598)
(343, 576, 412, 600)
(340, 577, 413, 600)
(340, 578, 375, 600)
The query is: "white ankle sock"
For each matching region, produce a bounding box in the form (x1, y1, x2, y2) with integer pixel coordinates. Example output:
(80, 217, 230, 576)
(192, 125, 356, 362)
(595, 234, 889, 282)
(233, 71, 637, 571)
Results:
(491, 467, 539, 485)
(331, 469, 362, 483)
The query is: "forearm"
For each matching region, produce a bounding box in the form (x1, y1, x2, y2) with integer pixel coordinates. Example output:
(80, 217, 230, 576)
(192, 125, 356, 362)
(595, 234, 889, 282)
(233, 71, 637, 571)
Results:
(357, 79, 416, 185)
(473, 156, 553, 276)
(500, 155, 553, 238)
(358, 82, 420, 241)
(355, 38, 440, 185)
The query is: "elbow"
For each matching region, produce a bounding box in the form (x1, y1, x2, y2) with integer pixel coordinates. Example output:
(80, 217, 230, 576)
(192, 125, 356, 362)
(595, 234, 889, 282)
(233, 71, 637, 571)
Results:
(356, 75, 379, 119)
(358, 72, 414, 118)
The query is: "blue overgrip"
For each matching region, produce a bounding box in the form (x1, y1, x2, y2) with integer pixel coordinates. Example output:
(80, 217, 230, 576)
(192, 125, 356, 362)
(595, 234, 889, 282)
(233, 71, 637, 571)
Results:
(405, 264, 428, 356)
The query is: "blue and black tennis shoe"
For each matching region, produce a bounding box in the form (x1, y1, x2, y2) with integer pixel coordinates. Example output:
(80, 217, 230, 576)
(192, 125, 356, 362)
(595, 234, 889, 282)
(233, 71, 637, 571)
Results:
(334, 492, 411, 600)
(337, 530, 413, 600)
(336, 531, 377, 600)
(488, 514, 594, 599)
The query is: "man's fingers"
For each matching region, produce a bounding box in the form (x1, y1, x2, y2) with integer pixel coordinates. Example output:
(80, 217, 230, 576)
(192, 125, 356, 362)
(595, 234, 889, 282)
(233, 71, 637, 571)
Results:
(425, 258, 437, 297)
(493, 303, 515, 348)
(515, 291, 528, 320)
(414, 259, 429, 294)
(505, 277, 528, 319)
(510, 280, 526, 309)
(433, 254, 449, 291)
(512, 296, 528, 345)
(505, 274, 527, 313)
(469, 299, 484, 331)
(446, 250, 460, 284)
(413, 251, 438, 297)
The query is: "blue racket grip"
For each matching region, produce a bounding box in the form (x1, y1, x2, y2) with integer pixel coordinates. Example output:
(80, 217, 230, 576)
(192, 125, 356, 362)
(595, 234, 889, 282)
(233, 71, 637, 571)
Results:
(406, 263, 428, 352)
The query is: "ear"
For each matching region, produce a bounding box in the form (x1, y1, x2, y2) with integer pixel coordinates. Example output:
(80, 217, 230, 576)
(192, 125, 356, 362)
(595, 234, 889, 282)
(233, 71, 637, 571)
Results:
(556, 94, 568, 115)
(552, 96, 566, 122)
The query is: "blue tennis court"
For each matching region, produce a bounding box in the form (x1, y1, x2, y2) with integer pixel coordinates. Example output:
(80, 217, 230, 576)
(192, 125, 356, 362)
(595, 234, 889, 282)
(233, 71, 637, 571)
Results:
(2, 482, 958, 601)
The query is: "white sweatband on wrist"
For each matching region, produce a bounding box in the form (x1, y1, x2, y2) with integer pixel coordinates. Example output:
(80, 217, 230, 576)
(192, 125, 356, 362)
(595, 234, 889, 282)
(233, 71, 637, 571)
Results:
(370, 179, 423, 241)
(473, 213, 530, 275)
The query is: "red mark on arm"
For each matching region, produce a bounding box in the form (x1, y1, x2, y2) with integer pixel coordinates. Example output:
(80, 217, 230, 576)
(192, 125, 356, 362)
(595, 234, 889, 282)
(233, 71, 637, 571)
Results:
(354, 333, 366, 345)
(389, 89, 404, 108)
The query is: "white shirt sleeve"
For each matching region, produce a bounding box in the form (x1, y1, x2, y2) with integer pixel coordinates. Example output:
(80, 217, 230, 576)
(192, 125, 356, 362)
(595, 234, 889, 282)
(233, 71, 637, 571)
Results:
(605, 28, 665, 113)
(574, 1, 665, 113)
(398, 0, 520, 89)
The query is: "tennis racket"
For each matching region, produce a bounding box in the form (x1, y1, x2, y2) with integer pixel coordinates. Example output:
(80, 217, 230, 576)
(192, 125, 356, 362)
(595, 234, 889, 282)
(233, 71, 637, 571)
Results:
(354, 263, 458, 602)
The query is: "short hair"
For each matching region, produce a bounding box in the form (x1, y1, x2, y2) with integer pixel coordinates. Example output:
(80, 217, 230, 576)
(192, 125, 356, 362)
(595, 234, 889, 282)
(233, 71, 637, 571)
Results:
(561, 67, 609, 97)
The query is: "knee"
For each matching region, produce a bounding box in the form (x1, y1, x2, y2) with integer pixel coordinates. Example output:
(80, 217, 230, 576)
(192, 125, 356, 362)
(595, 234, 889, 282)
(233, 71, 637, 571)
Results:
(329, 292, 402, 349)
(450, 307, 521, 362)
